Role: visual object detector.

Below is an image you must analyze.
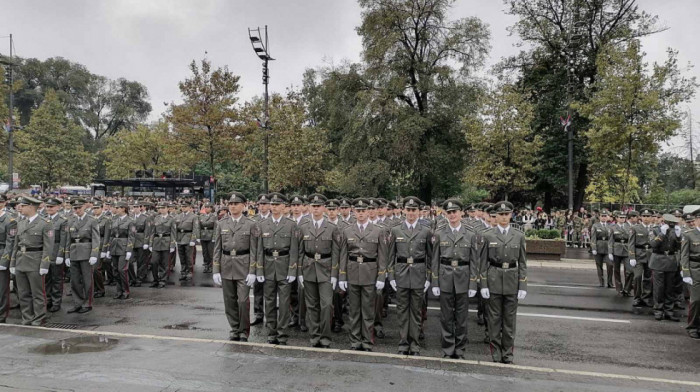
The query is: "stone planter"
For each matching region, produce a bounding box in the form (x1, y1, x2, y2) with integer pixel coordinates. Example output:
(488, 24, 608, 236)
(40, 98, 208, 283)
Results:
(526, 239, 566, 260)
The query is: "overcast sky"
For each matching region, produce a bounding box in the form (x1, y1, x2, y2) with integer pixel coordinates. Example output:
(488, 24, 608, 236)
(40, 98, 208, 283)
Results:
(2, 0, 699, 152)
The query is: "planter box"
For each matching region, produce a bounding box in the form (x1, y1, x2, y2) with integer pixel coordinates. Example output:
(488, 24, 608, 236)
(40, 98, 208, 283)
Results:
(526, 239, 566, 260)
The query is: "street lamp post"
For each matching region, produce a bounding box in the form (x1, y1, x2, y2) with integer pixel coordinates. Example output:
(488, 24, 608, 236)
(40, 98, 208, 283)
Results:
(248, 26, 274, 194)
(1, 34, 14, 191)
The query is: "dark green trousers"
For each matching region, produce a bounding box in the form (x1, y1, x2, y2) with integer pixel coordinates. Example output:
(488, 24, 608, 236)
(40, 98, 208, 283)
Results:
(348, 283, 376, 350)
(15, 270, 46, 325)
(439, 291, 469, 357)
(222, 278, 250, 339)
(487, 293, 518, 363)
(396, 287, 423, 353)
(304, 280, 333, 346)
(264, 279, 291, 343)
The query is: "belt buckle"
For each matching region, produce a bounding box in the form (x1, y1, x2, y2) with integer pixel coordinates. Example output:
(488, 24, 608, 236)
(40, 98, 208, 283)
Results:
(314, 253, 321, 261)
(502, 262, 509, 269)
(179, 229, 184, 233)
(158, 234, 163, 238)
(272, 250, 279, 257)
(357, 256, 364, 263)
(74, 238, 80, 243)
(232, 249, 237, 256)
(664, 250, 669, 256)
(407, 257, 414, 265)
(20, 245, 26, 252)
(451, 260, 458, 268)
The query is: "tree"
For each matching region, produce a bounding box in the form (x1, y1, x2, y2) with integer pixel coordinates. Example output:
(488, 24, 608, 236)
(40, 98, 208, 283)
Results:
(169, 59, 242, 185)
(464, 83, 542, 200)
(15, 90, 94, 188)
(574, 41, 696, 205)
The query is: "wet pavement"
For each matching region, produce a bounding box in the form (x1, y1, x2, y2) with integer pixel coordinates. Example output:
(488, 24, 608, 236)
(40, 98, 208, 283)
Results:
(1, 256, 699, 391)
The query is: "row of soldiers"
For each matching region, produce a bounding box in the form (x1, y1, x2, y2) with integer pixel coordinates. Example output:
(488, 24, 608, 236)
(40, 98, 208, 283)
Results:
(588, 207, 700, 339)
(212, 192, 526, 363)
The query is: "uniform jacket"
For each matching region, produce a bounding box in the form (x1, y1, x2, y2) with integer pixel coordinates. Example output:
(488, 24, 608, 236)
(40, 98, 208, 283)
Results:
(431, 224, 481, 294)
(681, 228, 700, 280)
(213, 215, 258, 280)
(131, 213, 152, 248)
(10, 215, 54, 272)
(649, 227, 681, 272)
(199, 213, 217, 242)
(94, 213, 112, 253)
(149, 214, 177, 251)
(479, 227, 527, 295)
(256, 216, 298, 281)
(627, 223, 653, 263)
(388, 221, 433, 289)
(175, 212, 200, 244)
(109, 215, 135, 256)
(47, 214, 68, 262)
(65, 214, 101, 261)
(339, 222, 388, 286)
(590, 222, 611, 254)
(0, 212, 17, 269)
(608, 222, 630, 257)
(296, 218, 341, 283)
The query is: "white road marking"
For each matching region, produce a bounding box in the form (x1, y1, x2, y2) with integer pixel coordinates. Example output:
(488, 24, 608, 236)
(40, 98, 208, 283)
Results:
(1, 324, 695, 387)
(529, 283, 600, 290)
(388, 304, 630, 324)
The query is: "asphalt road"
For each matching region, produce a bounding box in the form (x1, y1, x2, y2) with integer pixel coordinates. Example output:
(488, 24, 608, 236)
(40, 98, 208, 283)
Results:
(0, 256, 698, 391)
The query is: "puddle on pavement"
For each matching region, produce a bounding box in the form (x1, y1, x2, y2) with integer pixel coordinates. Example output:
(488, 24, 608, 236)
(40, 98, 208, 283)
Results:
(29, 336, 118, 355)
(162, 321, 205, 330)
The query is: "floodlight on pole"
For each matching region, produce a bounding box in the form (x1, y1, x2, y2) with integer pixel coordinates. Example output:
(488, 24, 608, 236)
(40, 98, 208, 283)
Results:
(248, 25, 274, 194)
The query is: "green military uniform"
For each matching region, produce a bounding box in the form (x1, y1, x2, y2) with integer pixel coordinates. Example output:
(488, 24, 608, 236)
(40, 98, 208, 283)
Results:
(109, 203, 135, 299)
(92, 203, 111, 298)
(628, 209, 654, 307)
(388, 196, 432, 355)
(649, 214, 682, 321)
(296, 194, 341, 347)
(174, 206, 200, 280)
(251, 194, 272, 324)
(199, 205, 218, 274)
(65, 199, 101, 313)
(339, 198, 388, 351)
(213, 192, 259, 341)
(608, 212, 630, 295)
(480, 201, 527, 364)
(430, 199, 481, 359)
(327, 199, 348, 332)
(148, 204, 177, 288)
(680, 209, 700, 339)
(44, 198, 68, 312)
(0, 202, 17, 323)
(131, 206, 153, 286)
(256, 192, 299, 345)
(573, 215, 584, 247)
(10, 196, 54, 326)
(590, 210, 613, 288)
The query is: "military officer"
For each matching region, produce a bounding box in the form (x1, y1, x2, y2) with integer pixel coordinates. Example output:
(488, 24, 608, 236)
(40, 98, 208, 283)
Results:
(131, 201, 153, 287)
(480, 201, 527, 364)
(109, 201, 135, 299)
(213, 192, 259, 342)
(649, 213, 682, 321)
(199, 202, 217, 274)
(0, 194, 17, 323)
(680, 208, 700, 339)
(339, 198, 355, 224)
(10, 196, 54, 326)
(385, 196, 432, 355)
(149, 202, 177, 288)
(296, 194, 341, 348)
(174, 203, 200, 281)
(91, 201, 111, 298)
(256, 192, 299, 345)
(326, 199, 348, 332)
(338, 198, 388, 351)
(591, 209, 613, 288)
(607, 211, 630, 294)
(65, 198, 101, 313)
(44, 197, 68, 313)
(430, 199, 480, 359)
(250, 194, 271, 326)
(628, 209, 655, 308)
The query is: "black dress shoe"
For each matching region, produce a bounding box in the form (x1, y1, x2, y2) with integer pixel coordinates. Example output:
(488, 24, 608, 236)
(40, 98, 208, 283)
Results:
(483, 336, 490, 344)
(410, 352, 420, 356)
(654, 313, 664, 321)
(277, 341, 287, 346)
(157, 283, 166, 288)
(502, 359, 513, 364)
(230, 336, 240, 341)
(251, 317, 264, 326)
(67, 306, 81, 313)
(312, 342, 323, 348)
(665, 314, 680, 322)
(77, 306, 92, 314)
(376, 329, 385, 339)
(239, 337, 248, 342)
(268, 339, 280, 345)
(48, 305, 61, 313)
(688, 330, 700, 340)
(300, 325, 308, 333)
(607, 284, 614, 288)
(332, 324, 343, 333)
(397, 350, 409, 355)
(113, 293, 123, 299)
(179, 275, 187, 281)
(419, 331, 425, 340)
(122, 293, 130, 300)
(150, 282, 159, 288)
(94, 292, 105, 298)
(132, 282, 142, 287)
(477, 314, 485, 326)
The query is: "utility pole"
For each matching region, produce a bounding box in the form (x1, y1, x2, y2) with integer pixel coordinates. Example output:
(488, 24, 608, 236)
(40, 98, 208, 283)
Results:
(689, 110, 696, 189)
(6, 34, 13, 190)
(248, 25, 274, 194)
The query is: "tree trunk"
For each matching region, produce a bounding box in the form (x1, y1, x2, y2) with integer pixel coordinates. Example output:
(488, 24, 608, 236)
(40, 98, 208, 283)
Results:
(574, 162, 588, 210)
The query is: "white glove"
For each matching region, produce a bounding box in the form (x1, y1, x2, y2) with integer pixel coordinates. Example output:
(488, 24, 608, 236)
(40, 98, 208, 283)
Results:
(608, 254, 614, 262)
(0, 265, 6, 271)
(468, 289, 476, 298)
(339, 281, 348, 292)
(39, 268, 49, 276)
(143, 244, 149, 250)
(189, 241, 195, 246)
(243, 274, 254, 287)
(375, 280, 385, 290)
(683, 277, 693, 284)
(65, 259, 71, 267)
(100, 252, 106, 259)
(480, 288, 490, 299)
(390, 280, 397, 291)
(660, 224, 669, 235)
(331, 277, 337, 290)
(298, 275, 304, 287)
(89, 257, 97, 266)
(169, 248, 175, 253)
(125, 252, 132, 261)
(592, 249, 597, 255)
(629, 259, 637, 267)
(423, 280, 430, 293)
(256, 275, 265, 283)
(197, 239, 201, 243)
(56, 257, 64, 265)
(9, 267, 15, 274)
(287, 275, 296, 283)
(213, 273, 222, 286)
(517, 290, 527, 300)
(106, 252, 111, 258)
(431, 286, 440, 297)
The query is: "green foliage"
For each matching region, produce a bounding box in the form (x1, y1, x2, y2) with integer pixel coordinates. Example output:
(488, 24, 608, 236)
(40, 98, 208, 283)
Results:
(15, 90, 94, 187)
(667, 189, 700, 205)
(526, 229, 561, 240)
